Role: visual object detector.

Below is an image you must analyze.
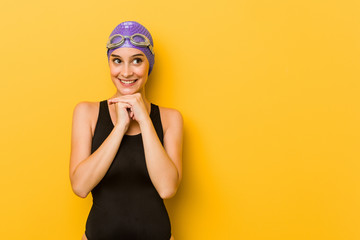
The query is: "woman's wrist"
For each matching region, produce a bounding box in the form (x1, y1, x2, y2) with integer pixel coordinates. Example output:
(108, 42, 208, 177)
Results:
(138, 115, 152, 129)
(113, 123, 128, 135)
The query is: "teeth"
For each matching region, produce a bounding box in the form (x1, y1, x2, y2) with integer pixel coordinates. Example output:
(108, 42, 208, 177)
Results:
(120, 79, 136, 84)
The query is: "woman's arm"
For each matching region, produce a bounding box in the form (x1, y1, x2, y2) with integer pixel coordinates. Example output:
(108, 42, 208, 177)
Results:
(69, 101, 130, 198)
(139, 107, 183, 199)
(108, 93, 183, 199)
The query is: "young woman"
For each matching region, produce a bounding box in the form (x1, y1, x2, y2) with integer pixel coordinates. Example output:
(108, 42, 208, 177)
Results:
(69, 21, 183, 240)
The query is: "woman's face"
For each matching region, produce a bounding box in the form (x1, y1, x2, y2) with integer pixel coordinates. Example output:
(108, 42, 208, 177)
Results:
(108, 47, 150, 96)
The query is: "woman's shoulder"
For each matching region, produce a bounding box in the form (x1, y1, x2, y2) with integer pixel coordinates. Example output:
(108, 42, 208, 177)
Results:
(73, 100, 100, 116)
(156, 105, 183, 134)
(157, 105, 183, 119)
(72, 101, 101, 132)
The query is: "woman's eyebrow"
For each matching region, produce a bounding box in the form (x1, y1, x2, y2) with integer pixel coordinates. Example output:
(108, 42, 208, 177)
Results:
(131, 53, 145, 57)
(110, 53, 145, 58)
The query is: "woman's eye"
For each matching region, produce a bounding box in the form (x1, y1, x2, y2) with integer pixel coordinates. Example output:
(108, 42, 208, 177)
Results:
(133, 58, 143, 64)
(113, 58, 121, 64)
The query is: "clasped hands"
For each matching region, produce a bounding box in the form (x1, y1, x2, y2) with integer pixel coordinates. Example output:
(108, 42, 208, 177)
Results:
(108, 93, 150, 129)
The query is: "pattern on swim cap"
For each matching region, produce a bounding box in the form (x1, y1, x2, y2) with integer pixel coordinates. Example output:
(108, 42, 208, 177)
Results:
(107, 21, 155, 75)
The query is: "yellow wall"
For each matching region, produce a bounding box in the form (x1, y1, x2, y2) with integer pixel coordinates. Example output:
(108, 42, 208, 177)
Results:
(0, 0, 359, 239)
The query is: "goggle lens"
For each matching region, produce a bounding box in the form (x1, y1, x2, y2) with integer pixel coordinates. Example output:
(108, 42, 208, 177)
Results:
(107, 33, 154, 55)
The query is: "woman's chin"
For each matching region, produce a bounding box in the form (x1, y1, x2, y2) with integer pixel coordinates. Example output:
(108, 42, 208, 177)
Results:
(118, 88, 139, 96)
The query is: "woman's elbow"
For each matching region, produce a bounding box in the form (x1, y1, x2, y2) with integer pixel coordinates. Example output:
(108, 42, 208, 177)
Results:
(159, 188, 177, 199)
(75, 190, 89, 199)
(71, 182, 89, 198)
(159, 182, 179, 199)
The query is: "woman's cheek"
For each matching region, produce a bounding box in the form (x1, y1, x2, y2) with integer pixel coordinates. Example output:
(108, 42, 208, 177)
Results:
(110, 67, 119, 76)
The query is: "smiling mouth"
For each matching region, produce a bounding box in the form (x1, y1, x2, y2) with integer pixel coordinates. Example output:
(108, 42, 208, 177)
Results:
(119, 79, 138, 84)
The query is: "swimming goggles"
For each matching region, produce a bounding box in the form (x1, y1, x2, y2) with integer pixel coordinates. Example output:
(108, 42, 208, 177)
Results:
(106, 33, 154, 55)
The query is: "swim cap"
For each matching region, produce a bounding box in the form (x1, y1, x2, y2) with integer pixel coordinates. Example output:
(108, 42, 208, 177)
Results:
(107, 21, 155, 75)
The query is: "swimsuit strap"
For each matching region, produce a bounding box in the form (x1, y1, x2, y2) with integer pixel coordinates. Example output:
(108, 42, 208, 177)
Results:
(149, 103, 164, 146)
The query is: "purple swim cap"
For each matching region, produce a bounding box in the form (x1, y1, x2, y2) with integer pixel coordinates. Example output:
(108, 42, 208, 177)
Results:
(107, 21, 155, 75)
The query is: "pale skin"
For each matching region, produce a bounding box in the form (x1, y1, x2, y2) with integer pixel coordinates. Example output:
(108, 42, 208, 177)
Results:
(70, 47, 183, 240)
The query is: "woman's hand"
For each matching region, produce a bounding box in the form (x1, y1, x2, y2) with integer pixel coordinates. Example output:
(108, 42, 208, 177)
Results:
(108, 93, 150, 125)
(108, 99, 132, 130)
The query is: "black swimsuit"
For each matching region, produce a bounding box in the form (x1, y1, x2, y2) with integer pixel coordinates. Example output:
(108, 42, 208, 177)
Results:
(85, 100, 171, 240)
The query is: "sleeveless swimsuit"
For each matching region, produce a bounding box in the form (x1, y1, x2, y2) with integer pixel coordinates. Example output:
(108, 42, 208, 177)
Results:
(85, 100, 171, 240)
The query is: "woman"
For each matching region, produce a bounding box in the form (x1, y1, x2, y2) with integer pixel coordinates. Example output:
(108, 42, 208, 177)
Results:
(69, 21, 183, 240)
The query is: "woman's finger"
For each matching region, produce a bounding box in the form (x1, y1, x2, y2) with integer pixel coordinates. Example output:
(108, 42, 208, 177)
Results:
(111, 101, 132, 108)
(109, 98, 133, 107)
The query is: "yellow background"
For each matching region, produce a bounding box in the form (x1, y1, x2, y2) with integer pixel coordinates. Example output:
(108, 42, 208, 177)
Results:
(0, 0, 359, 239)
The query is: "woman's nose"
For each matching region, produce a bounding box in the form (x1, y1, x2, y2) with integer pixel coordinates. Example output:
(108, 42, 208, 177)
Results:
(121, 63, 133, 78)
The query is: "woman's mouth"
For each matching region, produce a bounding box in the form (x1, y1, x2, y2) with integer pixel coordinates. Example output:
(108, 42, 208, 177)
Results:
(119, 78, 138, 86)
